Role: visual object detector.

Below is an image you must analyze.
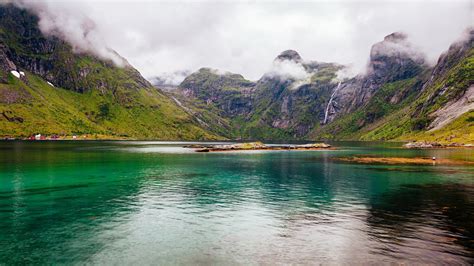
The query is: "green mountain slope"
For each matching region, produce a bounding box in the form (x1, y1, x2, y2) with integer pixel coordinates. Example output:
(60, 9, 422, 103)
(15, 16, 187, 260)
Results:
(313, 34, 473, 143)
(167, 52, 342, 140)
(1, 4, 471, 142)
(0, 4, 218, 140)
(164, 31, 473, 143)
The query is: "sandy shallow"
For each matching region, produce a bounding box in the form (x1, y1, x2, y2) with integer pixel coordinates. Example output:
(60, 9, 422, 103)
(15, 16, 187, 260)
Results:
(335, 156, 474, 165)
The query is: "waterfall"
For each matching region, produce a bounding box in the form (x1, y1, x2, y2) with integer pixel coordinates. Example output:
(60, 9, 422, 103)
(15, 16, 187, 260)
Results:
(323, 82, 341, 124)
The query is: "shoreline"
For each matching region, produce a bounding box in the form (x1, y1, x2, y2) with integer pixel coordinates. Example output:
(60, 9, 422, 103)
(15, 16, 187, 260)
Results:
(1, 138, 473, 150)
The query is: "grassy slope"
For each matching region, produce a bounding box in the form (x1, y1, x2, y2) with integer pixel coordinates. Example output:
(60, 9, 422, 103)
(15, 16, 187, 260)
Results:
(361, 48, 474, 143)
(398, 110, 474, 144)
(167, 91, 235, 138)
(0, 71, 219, 140)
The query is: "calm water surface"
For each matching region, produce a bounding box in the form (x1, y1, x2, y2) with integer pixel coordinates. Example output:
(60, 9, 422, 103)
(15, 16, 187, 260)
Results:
(0, 141, 473, 264)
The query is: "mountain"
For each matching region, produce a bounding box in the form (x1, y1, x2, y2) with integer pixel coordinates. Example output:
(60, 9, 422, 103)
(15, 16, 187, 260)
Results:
(313, 29, 473, 143)
(0, 4, 218, 140)
(1, 4, 472, 143)
(164, 30, 473, 143)
(165, 68, 255, 138)
(241, 51, 341, 139)
(323, 32, 427, 122)
(165, 52, 342, 140)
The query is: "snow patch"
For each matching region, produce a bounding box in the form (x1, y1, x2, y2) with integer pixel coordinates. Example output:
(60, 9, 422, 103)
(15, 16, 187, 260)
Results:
(47, 81, 55, 87)
(267, 59, 311, 81)
(10, 70, 20, 79)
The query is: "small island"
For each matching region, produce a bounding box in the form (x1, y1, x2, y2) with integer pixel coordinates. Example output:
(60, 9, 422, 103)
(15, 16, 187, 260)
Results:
(184, 142, 333, 152)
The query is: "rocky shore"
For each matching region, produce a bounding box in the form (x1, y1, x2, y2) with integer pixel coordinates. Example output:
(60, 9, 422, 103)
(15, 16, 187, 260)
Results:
(403, 142, 474, 149)
(184, 142, 332, 152)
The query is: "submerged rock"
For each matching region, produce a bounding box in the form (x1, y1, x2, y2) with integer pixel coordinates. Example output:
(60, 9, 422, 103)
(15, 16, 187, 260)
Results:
(336, 156, 474, 166)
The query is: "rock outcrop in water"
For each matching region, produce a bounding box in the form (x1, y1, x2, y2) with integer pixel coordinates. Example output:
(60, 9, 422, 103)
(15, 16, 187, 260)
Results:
(187, 142, 332, 152)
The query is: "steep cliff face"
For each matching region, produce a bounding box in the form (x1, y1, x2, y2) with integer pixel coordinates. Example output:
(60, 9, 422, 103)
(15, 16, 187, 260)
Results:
(168, 30, 472, 142)
(243, 51, 340, 139)
(413, 29, 473, 133)
(168, 50, 341, 140)
(324, 32, 427, 123)
(178, 68, 256, 117)
(0, 4, 217, 139)
(0, 5, 152, 94)
(313, 29, 473, 143)
(417, 29, 473, 120)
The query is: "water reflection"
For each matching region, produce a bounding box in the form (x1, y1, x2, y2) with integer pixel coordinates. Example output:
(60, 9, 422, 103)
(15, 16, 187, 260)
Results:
(367, 183, 474, 264)
(0, 141, 472, 264)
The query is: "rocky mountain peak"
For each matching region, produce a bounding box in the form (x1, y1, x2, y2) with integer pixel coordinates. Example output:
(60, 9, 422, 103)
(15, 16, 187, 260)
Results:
(275, 50, 303, 63)
(445, 27, 473, 53)
(367, 32, 425, 82)
(383, 32, 408, 42)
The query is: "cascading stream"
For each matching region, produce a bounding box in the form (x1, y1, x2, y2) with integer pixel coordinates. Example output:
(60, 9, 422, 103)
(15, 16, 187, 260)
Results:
(323, 81, 341, 124)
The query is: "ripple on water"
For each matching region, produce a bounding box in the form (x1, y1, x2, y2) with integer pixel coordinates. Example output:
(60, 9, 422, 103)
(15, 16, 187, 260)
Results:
(0, 142, 473, 264)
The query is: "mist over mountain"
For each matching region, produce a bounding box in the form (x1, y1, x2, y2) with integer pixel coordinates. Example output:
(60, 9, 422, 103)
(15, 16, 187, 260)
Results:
(166, 28, 473, 142)
(0, 3, 217, 139)
(7, 0, 471, 80)
(0, 1, 472, 143)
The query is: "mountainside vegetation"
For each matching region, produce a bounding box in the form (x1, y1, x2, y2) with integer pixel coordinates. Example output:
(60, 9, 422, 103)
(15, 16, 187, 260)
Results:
(1, 4, 472, 143)
(164, 30, 473, 144)
(0, 4, 218, 140)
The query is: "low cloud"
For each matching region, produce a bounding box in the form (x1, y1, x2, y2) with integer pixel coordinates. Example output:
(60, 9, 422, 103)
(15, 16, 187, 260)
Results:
(335, 65, 359, 81)
(12, 0, 126, 66)
(150, 70, 191, 87)
(209, 68, 232, 76)
(5, 0, 472, 80)
(370, 32, 426, 64)
(266, 59, 312, 81)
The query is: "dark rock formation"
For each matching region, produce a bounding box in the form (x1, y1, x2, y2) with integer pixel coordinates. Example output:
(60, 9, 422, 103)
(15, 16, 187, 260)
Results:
(0, 4, 150, 93)
(325, 32, 428, 123)
(275, 50, 303, 63)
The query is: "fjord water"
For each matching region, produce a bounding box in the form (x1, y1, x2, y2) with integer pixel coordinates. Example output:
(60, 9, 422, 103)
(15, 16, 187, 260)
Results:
(0, 141, 473, 264)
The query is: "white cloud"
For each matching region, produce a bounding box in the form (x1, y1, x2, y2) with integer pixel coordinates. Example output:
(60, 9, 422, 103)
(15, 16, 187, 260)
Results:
(149, 70, 191, 87)
(14, 0, 127, 66)
(266, 60, 311, 81)
(10, 0, 472, 80)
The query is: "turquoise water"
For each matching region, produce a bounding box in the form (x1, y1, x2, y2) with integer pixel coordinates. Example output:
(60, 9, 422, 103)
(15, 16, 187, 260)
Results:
(0, 141, 473, 264)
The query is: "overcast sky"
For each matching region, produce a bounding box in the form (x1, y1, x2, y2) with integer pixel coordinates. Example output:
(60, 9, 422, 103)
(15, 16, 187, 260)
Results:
(13, 0, 474, 82)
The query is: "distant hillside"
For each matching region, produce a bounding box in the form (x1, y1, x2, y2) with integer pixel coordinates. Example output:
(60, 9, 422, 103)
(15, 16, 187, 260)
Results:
(164, 30, 473, 143)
